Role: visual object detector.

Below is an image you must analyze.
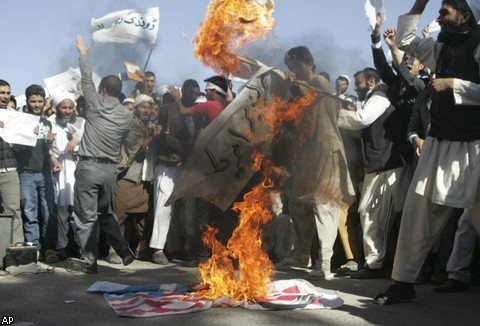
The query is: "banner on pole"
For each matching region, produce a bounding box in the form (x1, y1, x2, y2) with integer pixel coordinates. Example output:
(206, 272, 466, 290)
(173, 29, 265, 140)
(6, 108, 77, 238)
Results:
(91, 7, 159, 45)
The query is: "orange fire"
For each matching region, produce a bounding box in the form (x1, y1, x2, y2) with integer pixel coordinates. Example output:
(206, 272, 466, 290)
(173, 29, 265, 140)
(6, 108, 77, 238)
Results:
(191, 0, 322, 303)
(193, 92, 319, 302)
(249, 90, 319, 145)
(194, 153, 280, 302)
(194, 0, 275, 74)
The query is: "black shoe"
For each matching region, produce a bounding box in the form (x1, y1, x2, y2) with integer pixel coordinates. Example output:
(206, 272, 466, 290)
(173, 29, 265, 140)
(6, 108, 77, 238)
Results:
(430, 269, 448, 285)
(135, 249, 152, 261)
(374, 282, 416, 305)
(57, 248, 68, 261)
(118, 246, 135, 266)
(82, 263, 98, 274)
(350, 266, 385, 279)
(434, 278, 469, 293)
(183, 259, 199, 267)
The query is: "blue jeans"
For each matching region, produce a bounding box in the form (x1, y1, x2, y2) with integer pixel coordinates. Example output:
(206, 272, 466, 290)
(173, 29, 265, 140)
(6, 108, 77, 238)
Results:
(20, 171, 57, 251)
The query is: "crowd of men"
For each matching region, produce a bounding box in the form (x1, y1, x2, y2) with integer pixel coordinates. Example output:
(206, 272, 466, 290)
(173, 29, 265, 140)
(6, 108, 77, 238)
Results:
(1, 0, 480, 305)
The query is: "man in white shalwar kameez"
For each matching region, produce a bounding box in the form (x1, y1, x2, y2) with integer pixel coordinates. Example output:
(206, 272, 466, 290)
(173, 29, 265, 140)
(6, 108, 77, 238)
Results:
(375, 0, 480, 305)
(49, 93, 85, 260)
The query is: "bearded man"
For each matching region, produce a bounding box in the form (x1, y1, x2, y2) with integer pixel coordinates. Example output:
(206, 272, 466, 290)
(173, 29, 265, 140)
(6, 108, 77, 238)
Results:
(48, 93, 85, 260)
(375, 0, 480, 305)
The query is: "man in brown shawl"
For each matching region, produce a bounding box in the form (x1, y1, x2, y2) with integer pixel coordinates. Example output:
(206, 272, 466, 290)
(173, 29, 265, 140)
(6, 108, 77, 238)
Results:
(275, 46, 354, 280)
(107, 94, 155, 263)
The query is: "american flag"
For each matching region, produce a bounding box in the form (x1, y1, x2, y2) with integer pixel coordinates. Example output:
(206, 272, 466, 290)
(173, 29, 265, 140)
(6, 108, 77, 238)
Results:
(88, 279, 343, 317)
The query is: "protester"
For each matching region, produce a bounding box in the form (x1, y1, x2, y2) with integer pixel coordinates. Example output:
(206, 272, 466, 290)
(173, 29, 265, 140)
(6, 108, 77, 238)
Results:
(162, 79, 200, 265)
(129, 71, 159, 99)
(334, 74, 364, 276)
(375, 0, 480, 304)
(122, 97, 135, 112)
(73, 35, 135, 274)
(107, 94, 155, 264)
(166, 77, 229, 265)
(337, 68, 412, 279)
(275, 46, 354, 280)
(434, 210, 478, 293)
(48, 92, 85, 260)
(146, 78, 203, 265)
(335, 75, 358, 104)
(15, 84, 60, 263)
(0, 79, 24, 244)
(8, 95, 17, 110)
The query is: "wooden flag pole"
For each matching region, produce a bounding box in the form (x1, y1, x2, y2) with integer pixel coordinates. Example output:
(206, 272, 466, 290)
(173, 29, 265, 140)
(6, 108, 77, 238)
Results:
(143, 45, 155, 71)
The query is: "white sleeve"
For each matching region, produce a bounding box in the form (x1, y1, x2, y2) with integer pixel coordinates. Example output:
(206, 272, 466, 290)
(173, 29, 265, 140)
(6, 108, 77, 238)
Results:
(452, 44, 480, 105)
(337, 92, 391, 130)
(396, 13, 440, 72)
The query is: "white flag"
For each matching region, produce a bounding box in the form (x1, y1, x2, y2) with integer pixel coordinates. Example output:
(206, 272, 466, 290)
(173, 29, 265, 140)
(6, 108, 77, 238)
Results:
(364, 0, 386, 30)
(91, 7, 159, 45)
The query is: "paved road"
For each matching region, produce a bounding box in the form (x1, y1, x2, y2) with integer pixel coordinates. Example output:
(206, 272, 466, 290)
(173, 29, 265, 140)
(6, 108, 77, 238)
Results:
(1, 259, 478, 325)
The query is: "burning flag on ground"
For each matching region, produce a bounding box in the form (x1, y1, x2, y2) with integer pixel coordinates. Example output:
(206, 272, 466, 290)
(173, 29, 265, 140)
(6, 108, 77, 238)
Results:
(87, 279, 343, 317)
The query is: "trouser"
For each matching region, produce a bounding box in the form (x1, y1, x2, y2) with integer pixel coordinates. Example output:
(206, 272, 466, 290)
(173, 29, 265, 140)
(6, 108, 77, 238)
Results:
(338, 202, 362, 261)
(289, 200, 341, 272)
(392, 190, 480, 283)
(57, 205, 78, 249)
(446, 210, 478, 283)
(272, 213, 294, 261)
(20, 171, 57, 251)
(149, 163, 181, 250)
(0, 170, 23, 243)
(74, 161, 127, 265)
(182, 196, 196, 237)
(359, 167, 406, 269)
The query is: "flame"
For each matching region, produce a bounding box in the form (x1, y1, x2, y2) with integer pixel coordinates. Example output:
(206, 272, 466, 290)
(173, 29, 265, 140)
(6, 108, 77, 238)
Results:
(194, 152, 277, 302)
(193, 93, 318, 302)
(248, 90, 319, 145)
(194, 0, 275, 74)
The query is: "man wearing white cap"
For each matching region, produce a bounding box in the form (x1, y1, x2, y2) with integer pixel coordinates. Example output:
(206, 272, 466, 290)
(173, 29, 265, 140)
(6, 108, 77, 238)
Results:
(107, 94, 154, 264)
(375, 0, 480, 304)
(48, 93, 85, 260)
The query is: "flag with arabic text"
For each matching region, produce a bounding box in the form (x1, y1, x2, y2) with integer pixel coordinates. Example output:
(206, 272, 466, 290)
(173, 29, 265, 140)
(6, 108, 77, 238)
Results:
(91, 7, 159, 45)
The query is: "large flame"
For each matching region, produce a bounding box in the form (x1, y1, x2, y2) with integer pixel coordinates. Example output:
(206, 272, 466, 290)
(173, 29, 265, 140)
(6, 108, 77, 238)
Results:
(248, 90, 319, 145)
(194, 0, 275, 74)
(193, 92, 319, 302)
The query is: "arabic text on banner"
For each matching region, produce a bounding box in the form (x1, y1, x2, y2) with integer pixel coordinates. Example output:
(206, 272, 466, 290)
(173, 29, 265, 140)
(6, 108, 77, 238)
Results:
(91, 7, 159, 45)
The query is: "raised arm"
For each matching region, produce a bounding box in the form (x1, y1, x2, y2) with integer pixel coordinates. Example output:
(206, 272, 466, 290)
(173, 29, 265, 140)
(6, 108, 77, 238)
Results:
(76, 35, 99, 113)
(396, 0, 438, 71)
(371, 14, 397, 87)
(384, 28, 403, 67)
(408, 0, 430, 15)
(168, 86, 191, 115)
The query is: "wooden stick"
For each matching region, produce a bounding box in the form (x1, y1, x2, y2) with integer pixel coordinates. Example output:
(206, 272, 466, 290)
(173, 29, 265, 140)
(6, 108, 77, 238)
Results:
(237, 56, 352, 104)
